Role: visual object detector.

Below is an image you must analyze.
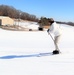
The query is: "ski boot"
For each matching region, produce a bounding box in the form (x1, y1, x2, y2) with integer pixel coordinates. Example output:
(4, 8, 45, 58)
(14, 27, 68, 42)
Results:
(52, 50, 60, 54)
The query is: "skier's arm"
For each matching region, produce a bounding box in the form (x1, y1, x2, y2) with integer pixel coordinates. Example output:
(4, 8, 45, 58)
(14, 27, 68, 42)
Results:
(47, 24, 53, 33)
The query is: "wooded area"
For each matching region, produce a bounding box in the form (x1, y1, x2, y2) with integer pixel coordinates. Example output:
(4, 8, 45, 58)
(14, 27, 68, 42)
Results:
(0, 5, 74, 26)
(38, 17, 74, 26)
(0, 5, 38, 22)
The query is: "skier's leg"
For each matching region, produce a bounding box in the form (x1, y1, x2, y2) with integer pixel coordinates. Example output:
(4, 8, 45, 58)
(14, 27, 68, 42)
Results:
(54, 35, 61, 50)
(52, 35, 61, 54)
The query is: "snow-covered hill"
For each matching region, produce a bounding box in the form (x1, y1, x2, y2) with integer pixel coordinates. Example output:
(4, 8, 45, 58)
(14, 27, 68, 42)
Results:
(0, 24, 74, 75)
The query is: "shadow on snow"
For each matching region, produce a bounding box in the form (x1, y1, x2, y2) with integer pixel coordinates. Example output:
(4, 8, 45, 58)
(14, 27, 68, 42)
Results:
(0, 52, 52, 59)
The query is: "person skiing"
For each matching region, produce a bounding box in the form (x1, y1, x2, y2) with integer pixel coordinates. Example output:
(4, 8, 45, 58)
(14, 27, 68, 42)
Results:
(47, 18, 62, 54)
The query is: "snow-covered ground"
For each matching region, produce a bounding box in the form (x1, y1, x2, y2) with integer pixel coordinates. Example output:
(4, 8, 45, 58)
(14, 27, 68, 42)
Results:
(14, 21, 39, 30)
(0, 23, 74, 75)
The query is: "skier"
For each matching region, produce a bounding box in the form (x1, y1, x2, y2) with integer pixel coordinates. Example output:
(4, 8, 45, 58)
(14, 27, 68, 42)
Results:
(47, 18, 62, 54)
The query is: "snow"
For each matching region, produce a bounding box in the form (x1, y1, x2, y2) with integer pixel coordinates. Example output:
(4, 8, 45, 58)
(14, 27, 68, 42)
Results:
(0, 23, 74, 75)
(14, 21, 39, 30)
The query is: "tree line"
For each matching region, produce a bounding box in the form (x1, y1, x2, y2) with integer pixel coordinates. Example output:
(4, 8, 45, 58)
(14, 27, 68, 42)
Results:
(0, 5, 74, 26)
(0, 5, 38, 22)
(38, 17, 74, 27)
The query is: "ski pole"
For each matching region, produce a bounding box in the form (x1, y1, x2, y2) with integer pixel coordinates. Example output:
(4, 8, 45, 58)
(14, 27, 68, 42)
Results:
(48, 32, 54, 42)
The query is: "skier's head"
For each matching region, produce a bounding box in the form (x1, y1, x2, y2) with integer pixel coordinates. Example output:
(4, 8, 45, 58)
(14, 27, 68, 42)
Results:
(49, 18, 54, 25)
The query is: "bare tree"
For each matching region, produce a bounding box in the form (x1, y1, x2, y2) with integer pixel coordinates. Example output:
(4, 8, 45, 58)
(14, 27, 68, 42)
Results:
(0, 4, 38, 21)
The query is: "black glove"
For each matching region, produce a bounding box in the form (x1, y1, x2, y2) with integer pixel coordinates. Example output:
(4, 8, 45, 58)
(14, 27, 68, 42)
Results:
(47, 29, 49, 32)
